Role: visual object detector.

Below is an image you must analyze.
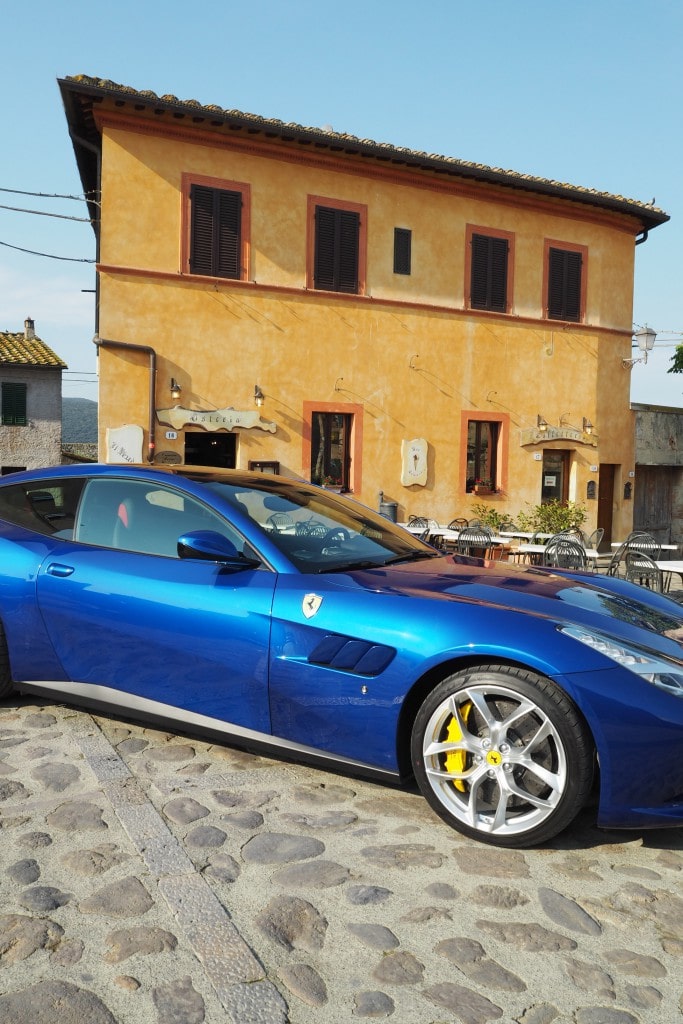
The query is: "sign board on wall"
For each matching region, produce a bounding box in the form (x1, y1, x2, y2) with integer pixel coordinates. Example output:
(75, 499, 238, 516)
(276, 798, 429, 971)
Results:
(106, 424, 143, 464)
(401, 438, 428, 487)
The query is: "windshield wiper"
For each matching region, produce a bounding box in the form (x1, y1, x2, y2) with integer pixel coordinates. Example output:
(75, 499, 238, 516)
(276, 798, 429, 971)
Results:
(381, 551, 442, 565)
(317, 559, 386, 573)
(320, 551, 441, 573)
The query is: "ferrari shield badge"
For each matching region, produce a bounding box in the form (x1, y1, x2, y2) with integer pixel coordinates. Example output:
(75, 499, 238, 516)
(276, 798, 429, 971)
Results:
(302, 593, 323, 619)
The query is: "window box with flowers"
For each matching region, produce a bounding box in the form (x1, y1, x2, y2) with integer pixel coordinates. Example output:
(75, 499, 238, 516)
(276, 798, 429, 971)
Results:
(473, 479, 495, 496)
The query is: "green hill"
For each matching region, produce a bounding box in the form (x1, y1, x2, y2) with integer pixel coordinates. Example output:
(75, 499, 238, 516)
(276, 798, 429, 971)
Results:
(62, 397, 98, 443)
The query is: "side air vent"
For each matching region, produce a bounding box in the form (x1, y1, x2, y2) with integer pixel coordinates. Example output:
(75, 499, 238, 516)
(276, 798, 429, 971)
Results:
(308, 634, 396, 676)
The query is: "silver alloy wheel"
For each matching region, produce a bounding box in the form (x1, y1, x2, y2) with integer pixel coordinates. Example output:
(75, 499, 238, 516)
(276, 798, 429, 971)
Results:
(421, 682, 569, 839)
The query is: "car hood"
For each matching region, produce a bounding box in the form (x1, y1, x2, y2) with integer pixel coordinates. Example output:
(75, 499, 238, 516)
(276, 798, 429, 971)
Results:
(335, 553, 683, 656)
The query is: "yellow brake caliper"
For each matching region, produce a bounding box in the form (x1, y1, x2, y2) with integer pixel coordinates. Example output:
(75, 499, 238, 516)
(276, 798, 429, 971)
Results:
(444, 701, 471, 792)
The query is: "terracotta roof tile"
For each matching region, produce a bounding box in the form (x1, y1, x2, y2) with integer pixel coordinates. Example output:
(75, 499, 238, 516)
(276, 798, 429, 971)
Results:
(0, 331, 67, 369)
(62, 74, 669, 229)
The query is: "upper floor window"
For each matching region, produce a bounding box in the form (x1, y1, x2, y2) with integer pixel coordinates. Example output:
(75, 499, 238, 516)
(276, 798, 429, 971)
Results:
(1, 382, 27, 426)
(466, 227, 513, 313)
(393, 228, 412, 275)
(307, 196, 367, 295)
(546, 242, 586, 322)
(183, 175, 250, 280)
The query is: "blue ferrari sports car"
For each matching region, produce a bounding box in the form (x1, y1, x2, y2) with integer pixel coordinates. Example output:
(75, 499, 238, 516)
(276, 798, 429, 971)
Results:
(1, 463, 683, 847)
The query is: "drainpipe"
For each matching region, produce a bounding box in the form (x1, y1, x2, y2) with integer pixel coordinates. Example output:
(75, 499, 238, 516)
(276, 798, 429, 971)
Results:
(93, 335, 157, 462)
(635, 230, 649, 246)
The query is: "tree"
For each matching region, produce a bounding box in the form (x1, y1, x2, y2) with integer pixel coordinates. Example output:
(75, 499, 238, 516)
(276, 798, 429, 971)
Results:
(668, 346, 683, 374)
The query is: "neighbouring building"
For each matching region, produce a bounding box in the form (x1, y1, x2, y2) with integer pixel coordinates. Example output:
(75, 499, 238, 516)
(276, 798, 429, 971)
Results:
(59, 74, 669, 545)
(0, 318, 66, 473)
(633, 403, 683, 548)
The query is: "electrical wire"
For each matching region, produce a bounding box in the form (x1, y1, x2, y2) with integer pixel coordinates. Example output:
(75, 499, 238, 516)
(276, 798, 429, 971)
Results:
(0, 203, 92, 223)
(0, 186, 99, 204)
(0, 239, 95, 262)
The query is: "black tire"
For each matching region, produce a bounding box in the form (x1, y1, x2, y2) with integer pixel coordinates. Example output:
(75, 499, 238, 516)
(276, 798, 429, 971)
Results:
(0, 621, 14, 699)
(410, 664, 594, 848)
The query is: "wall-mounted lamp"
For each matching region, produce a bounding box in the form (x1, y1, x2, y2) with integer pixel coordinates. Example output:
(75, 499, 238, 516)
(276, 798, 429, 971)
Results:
(582, 417, 594, 435)
(537, 415, 548, 433)
(623, 325, 656, 368)
(170, 378, 182, 400)
(254, 385, 265, 408)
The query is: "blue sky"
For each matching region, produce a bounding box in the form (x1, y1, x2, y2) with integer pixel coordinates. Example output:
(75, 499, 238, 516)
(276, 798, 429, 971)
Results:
(2, 0, 682, 405)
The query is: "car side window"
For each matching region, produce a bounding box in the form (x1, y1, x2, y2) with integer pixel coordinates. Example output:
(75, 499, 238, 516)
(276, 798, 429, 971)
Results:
(0, 479, 85, 538)
(75, 478, 245, 557)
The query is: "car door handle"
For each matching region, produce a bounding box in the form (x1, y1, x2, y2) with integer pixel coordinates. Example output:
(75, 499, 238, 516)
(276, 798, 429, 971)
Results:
(46, 563, 75, 578)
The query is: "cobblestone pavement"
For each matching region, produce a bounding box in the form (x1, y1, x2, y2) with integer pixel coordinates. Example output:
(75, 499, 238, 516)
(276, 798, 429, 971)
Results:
(1, 697, 682, 1024)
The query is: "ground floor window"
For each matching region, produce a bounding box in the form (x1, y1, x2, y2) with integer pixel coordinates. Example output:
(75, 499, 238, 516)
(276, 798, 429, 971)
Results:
(466, 420, 499, 493)
(303, 401, 363, 494)
(311, 412, 351, 489)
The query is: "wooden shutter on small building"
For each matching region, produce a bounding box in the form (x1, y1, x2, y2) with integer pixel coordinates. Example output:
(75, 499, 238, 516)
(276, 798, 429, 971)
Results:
(548, 247, 582, 321)
(314, 206, 359, 293)
(470, 234, 508, 312)
(1, 382, 27, 425)
(190, 185, 241, 278)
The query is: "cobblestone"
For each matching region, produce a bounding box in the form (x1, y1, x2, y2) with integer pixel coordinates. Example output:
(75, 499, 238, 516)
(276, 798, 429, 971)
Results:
(1, 697, 682, 1023)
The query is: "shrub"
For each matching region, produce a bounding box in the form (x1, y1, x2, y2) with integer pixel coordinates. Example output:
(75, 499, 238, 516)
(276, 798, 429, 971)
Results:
(515, 499, 588, 534)
(470, 503, 510, 530)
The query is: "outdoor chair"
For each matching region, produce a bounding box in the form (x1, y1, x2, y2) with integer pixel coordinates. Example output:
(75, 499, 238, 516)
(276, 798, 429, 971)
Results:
(407, 516, 436, 542)
(624, 550, 663, 592)
(625, 532, 661, 560)
(456, 526, 494, 557)
(542, 535, 587, 570)
(601, 541, 628, 577)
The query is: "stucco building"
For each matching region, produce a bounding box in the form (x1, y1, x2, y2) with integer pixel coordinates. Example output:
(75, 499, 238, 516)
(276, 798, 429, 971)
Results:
(60, 75, 668, 545)
(0, 319, 65, 473)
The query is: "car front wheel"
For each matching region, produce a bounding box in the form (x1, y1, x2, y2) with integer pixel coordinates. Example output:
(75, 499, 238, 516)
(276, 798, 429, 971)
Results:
(411, 665, 594, 847)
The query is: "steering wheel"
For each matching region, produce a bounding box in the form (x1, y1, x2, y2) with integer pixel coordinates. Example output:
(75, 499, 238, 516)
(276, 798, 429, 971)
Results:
(321, 527, 350, 547)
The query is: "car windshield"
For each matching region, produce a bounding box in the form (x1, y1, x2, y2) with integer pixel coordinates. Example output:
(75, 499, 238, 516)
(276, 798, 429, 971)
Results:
(199, 477, 438, 572)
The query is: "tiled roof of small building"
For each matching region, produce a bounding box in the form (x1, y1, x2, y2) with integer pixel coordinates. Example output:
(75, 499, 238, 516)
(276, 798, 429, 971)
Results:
(59, 74, 669, 233)
(0, 331, 67, 369)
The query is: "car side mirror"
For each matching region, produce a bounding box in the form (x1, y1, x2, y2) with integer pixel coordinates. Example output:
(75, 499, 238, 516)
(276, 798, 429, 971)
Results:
(177, 530, 261, 570)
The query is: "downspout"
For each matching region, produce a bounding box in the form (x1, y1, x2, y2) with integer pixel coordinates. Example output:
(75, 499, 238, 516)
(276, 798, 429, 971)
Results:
(93, 336, 157, 463)
(635, 230, 649, 246)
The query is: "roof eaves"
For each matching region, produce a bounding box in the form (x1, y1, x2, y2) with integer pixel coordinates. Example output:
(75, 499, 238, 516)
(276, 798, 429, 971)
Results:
(58, 75, 670, 233)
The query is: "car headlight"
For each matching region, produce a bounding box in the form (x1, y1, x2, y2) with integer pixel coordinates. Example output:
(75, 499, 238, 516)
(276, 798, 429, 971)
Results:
(561, 625, 683, 697)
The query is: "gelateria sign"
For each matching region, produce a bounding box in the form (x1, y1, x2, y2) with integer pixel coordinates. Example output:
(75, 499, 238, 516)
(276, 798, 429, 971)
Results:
(157, 406, 276, 433)
(520, 425, 598, 447)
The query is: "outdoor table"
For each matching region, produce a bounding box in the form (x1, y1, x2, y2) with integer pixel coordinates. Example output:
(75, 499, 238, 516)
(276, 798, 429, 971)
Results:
(655, 561, 683, 591)
(499, 531, 554, 540)
(518, 544, 599, 566)
(612, 541, 678, 551)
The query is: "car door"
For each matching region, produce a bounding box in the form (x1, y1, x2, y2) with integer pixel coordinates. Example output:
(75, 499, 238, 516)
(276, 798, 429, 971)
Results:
(34, 477, 276, 732)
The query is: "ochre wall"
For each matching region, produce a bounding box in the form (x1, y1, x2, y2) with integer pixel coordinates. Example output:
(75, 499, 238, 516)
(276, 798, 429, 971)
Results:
(95, 114, 639, 536)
